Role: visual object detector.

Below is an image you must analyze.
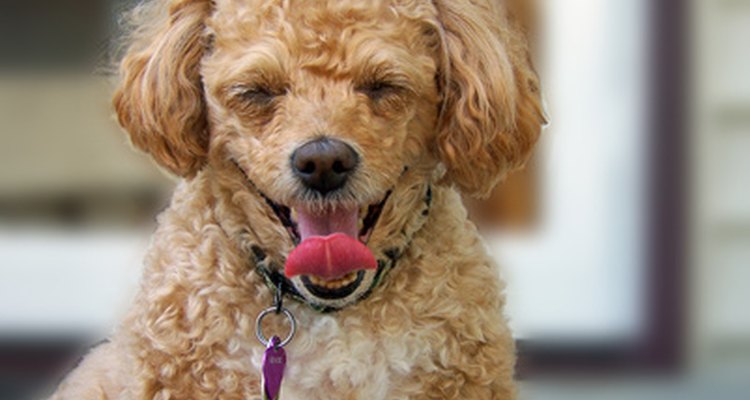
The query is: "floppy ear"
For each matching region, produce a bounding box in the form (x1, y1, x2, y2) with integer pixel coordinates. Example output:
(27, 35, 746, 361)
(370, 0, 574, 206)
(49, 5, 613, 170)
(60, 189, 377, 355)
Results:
(113, 0, 213, 177)
(432, 0, 546, 198)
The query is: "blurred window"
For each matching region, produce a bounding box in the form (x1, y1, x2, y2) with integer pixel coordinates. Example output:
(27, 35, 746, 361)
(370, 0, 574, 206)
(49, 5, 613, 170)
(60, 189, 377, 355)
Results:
(491, 0, 649, 345)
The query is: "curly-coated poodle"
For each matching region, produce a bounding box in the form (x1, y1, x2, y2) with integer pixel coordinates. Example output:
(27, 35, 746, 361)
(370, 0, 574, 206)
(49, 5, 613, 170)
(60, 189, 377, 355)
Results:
(52, 0, 543, 398)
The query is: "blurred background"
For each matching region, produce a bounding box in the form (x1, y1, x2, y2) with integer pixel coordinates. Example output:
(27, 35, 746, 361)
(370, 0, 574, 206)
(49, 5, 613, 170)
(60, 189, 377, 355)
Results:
(0, 0, 748, 399)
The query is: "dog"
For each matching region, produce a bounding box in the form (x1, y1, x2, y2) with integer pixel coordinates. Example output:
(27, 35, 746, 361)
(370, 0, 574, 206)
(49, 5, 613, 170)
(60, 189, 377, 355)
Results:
(51, 0, 543, 398)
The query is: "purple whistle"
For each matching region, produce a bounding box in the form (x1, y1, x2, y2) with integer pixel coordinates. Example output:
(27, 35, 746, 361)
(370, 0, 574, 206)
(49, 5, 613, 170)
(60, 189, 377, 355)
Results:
(262, 336, 286, 400)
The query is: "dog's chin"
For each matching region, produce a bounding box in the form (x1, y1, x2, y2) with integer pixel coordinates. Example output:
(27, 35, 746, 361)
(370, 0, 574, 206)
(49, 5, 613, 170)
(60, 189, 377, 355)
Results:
(261, 191, 391, 308)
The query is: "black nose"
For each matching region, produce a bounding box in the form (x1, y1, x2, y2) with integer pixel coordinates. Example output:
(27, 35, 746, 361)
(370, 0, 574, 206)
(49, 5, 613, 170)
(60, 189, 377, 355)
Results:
(291, 138, 359, 194)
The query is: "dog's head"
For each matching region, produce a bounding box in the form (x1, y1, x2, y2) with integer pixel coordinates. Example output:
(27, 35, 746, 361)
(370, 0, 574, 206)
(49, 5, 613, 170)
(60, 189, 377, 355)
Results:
(113, 0, 544, 310)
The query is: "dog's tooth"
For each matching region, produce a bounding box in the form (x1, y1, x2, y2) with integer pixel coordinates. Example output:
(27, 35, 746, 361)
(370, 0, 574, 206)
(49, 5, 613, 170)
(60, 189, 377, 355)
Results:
(329, 280, 343, 289)
(307, 272, 359, 290)
(291, 208, 298, 222)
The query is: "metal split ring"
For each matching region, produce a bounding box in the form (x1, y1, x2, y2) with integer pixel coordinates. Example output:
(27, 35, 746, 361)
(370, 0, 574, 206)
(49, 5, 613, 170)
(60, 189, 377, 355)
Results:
(255, 307, 296, 348)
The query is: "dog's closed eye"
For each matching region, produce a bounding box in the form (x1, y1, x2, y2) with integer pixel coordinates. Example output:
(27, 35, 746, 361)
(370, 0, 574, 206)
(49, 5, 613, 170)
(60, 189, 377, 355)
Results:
(357, 81, 403, 101)
(224, 84, 288, 120)
(239, 86, 283, 106)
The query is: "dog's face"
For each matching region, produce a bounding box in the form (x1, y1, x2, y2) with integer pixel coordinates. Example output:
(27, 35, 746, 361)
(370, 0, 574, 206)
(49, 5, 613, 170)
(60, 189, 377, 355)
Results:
(113, 0, 544, 310)
(201, 2, 440, 308)
(203, 1, 440, 201)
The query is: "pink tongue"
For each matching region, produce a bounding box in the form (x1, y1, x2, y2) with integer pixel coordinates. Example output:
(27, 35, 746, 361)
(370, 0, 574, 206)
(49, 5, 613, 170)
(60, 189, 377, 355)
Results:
(284, 207, 377, 279)
(285, 233, 377, 279)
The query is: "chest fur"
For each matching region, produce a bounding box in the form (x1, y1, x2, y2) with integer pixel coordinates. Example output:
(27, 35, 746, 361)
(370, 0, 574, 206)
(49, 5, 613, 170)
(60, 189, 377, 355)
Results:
(253, 314, 434, 400)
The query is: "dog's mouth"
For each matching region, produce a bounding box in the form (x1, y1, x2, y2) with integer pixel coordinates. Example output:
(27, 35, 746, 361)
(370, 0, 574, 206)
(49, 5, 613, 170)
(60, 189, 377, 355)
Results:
(261, 192, 390, 246)
(261, 192, 391, 298)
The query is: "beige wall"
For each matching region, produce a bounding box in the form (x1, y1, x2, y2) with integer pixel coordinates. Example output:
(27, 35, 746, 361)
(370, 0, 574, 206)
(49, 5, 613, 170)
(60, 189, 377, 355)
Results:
(0, 74, 170, 197)
(690, 0, 750, 373)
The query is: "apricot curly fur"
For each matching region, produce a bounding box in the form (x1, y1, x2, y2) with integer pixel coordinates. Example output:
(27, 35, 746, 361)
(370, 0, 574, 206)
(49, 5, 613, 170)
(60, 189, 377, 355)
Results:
(52, 0, 543, 399)
(113, 0, 212, 177)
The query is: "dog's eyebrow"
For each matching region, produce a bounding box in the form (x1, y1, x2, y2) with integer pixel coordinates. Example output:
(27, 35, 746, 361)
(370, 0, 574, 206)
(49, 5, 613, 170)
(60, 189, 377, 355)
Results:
(355, 68, 418, 94)
(348, 49, 426, 90)
(207, 42, 290, 87)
